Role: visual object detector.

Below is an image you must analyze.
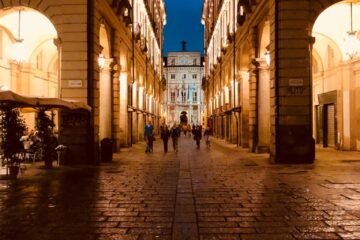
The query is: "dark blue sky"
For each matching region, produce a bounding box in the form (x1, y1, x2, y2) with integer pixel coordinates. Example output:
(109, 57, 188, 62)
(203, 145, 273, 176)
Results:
(163, 0, 204, 55)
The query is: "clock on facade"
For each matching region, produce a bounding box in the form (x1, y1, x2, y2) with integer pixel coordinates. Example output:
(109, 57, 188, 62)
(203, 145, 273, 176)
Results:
(179, 56, 187, 65)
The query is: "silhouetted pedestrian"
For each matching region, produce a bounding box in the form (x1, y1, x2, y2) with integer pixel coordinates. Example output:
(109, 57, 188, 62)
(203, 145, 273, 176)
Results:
(193, 125, 202, 149)
(170, 123, 180, 152)
(144, 121, 154, 153)
(204, 126, 211, 148)
(161, 124, 170, 153)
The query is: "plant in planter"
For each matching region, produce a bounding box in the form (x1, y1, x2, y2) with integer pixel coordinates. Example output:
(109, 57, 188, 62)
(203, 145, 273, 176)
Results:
(35, 109, 56, 168)
(0, 108, 27, 176)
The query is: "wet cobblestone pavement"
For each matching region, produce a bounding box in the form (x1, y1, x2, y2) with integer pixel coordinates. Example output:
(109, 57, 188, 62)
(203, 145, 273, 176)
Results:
(2, 136, 360, 239)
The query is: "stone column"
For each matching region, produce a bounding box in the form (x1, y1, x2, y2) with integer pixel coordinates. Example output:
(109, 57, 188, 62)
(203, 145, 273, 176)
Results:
(248, 27, 259, 152)
(99, 58, 113, 141)
(119, 71, 129, 147)
(257, 58, 270, 153)
(270, 0, 315, 163)
(240, 70, 250, 148)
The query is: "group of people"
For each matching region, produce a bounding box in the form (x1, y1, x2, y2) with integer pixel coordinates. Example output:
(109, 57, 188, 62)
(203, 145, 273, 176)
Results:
(19, 129, 59, 162)
(144, 121, 212, 154)
(19, 130, 40, 162)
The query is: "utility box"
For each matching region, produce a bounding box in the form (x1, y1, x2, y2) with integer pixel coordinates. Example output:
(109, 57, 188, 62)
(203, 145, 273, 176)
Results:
(100, 138, 113, 162)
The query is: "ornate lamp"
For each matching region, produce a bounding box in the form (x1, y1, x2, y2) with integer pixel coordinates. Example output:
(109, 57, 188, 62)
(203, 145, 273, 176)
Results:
(344, 2, 360, 59)
(11, 10, 26, 63)
(265, 45, 270, 65)
(98, 53, 105, 69)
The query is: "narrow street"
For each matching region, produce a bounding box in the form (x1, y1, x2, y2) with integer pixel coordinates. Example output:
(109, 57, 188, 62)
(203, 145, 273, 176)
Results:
(1, 136, 360, 240)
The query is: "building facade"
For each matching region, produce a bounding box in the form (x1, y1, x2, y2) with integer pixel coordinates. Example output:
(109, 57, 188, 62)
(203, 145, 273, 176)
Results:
(163, 49, 205, 126)
(0, 0, 166, 163)
(202, 0, 360, 163)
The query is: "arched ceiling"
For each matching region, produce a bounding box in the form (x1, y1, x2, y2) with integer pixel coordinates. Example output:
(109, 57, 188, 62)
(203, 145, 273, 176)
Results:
(0, 7, 57, 62)
(313, 1, 360, 61)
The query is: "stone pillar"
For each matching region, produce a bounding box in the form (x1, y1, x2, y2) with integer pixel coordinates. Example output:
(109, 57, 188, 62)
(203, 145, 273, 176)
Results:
(99, 58, 113, 141)
(240, 71, 250, 148)
(248, 27, 259, 152)
(270, 0, 315, 163)
(111, 61, 122, 150)
(119, 71, 129, 147)
(257, 59, 270, 153)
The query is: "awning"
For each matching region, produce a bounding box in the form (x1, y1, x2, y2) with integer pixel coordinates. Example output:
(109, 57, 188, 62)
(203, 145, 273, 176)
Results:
(0, 91, 91, 112)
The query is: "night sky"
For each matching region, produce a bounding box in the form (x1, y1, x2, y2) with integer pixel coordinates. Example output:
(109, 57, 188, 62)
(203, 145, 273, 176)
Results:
(163, 0, 204, 55)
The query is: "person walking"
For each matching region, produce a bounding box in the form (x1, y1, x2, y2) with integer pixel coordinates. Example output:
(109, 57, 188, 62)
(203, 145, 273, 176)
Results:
(170, 123, 180, 152)
(204, 126, 211, 148)
(144, 121, 154, 153)
(182, 124, 188, 136)
(160, 124, 170, 153)
(187, 124, 192, 138)
(193, 125, 202, 149)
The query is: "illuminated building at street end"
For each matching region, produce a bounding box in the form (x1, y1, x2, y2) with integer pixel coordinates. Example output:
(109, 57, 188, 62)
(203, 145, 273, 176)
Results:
(162, 44, 205, 126)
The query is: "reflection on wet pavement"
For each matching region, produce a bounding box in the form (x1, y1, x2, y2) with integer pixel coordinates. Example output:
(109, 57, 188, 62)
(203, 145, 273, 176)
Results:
(1, 137, 360, 239)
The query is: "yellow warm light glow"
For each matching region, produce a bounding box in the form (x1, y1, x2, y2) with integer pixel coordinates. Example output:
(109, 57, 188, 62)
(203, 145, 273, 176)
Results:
(98, 53, 106, 69)
(344, 32, 360, 58)
(139, 86, 144, 109)
(0, 85, 9, 91)
(240, 6, 244, 16)
(11, 39, 26, 63)
(265, 50, 270, 65)
(120, 72, 127, 81)
(0, 8, 58, 63)
(313, 2, 360, 60)
(119, 72, 128, 98)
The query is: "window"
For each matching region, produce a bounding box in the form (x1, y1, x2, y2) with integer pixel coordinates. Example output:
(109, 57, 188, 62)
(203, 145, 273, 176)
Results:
(171, 74, 176, 79)
(193, 58, 197, 65)
(192, 74, 197, 79)
(171, 92, 175, 103)
(193, 92, 197, 102)
(171, 59, 175, 65)
(183, 74, 186, 79)
(181, 92, 186, 103)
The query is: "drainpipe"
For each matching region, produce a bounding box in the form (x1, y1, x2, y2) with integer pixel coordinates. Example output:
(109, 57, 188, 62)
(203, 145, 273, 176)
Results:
(233, 0, 239, 147)
(251, 57, 260, 152)
(87, 0, 96, 164)
(274, 0, 279, 160)
(146, 50, 148, 125)
(130, 0, 135, 146)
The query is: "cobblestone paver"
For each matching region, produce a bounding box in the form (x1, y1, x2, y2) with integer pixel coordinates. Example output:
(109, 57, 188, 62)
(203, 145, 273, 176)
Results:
(1, 136, 360, 239)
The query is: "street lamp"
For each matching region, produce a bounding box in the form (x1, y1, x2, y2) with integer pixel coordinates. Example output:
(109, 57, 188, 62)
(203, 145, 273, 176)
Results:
(0, 85, 9, 91)
(265, 45, 270, 65)
(11, 10, 26, 63)
(344, 2, 360, 59)
(98, 53, 106, 69)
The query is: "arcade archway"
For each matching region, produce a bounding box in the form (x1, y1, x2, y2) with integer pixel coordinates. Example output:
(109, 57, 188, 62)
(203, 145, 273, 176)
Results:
(312, 0, 360, 151)
(0, 7, 59, 128)
(98, 23, 113, 141)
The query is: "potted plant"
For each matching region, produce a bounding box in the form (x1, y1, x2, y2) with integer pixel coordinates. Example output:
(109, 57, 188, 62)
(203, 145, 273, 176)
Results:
(0, 108, 27, 177)
(35, 109, 56, 168)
